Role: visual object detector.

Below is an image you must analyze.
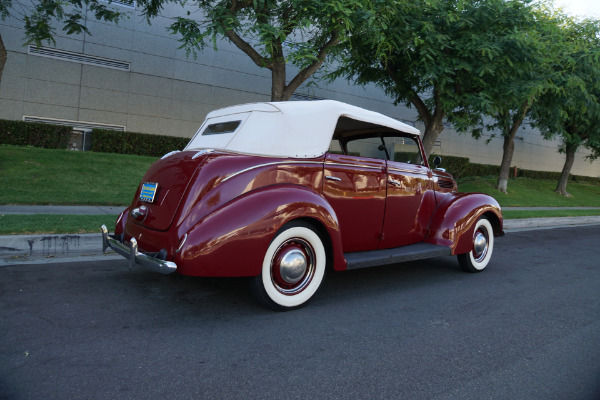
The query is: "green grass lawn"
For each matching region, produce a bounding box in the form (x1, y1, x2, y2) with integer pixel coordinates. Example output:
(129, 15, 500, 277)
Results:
(0, 145, 155, 205)
(458, 176, 600, 207)
(502, 209, 600, 219)
(1, 146, 599, 234)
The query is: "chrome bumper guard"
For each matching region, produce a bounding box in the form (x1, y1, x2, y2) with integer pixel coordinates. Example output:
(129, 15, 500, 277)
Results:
(101, 225, 177, 274)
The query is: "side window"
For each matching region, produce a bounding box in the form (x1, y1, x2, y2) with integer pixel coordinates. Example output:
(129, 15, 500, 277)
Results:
(389, 136, 423, 165)
(345, 137, 389, 160)
(327, 139, 344, 155)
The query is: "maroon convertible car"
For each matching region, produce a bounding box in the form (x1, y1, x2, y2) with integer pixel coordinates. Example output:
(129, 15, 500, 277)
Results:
(102, 100, 503, 310)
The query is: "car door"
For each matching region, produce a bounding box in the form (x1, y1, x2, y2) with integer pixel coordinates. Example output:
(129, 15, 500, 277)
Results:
(322, 152, 386, 253)
(378, 136, 436, 249)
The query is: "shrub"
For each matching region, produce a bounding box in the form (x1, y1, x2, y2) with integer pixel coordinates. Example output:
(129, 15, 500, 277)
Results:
(427, 154, 499, 179)
(0, 119, 71, 148)
(91, 129, 190, 157)
(517, 168, 600, 185)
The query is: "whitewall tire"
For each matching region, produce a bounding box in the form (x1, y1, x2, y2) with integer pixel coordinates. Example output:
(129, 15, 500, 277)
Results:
(457, 217, 494, 273)
(252, 221, 326, 310)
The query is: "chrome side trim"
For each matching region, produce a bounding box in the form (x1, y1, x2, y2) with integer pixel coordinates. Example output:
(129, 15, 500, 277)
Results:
(161, 150, 180, 160)
(388, 166, 430, 176)
(176, 234, 188, 253)
(192, 149, 215, 159)
(324, 161, 383, 171)
(115, 212, 124, 226)
(101, 225, 177, 275)
(222, 161, 323, 182)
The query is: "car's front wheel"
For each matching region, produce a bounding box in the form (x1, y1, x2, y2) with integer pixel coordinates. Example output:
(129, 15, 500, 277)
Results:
(457, 216, 494, 273)
(252, 221, 326, 311)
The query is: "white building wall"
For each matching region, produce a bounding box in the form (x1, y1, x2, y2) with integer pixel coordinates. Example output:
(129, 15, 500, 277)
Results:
(0, 2, 599, 178)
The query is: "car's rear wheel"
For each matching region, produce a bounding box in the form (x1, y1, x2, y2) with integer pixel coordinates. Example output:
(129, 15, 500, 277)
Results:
(457, 216, 494, 273)
(252, 221, 326, 311)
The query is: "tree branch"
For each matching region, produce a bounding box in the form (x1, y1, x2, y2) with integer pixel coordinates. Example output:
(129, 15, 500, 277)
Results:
(384, 64, 432, 127)
(283, 30, 341, 99)
(222, 28, 269, 68)
(230, 0, 253, 13)
(430, 86, 446, 127)
(507, 100, 531, 139)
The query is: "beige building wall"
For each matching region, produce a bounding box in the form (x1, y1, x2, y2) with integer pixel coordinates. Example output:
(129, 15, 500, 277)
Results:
(427, 123, 599, 177)
(1, 2, 599, 178)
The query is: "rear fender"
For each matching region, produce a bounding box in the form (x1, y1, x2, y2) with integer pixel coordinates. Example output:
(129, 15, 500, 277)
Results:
(174, 184, 344, 277)
(425, 193, 503, 255)
(114, 208, 129, 236)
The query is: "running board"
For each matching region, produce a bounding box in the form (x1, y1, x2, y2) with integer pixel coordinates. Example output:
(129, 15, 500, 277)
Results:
(344, 243, 452, 270)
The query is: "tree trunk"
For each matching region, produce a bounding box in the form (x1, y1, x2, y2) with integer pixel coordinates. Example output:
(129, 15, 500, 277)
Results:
(496, 103, 530, 193)
(270, 62, 286, 102)
(555, 141, 577, 197)
(421, 115, 445, 158)
(497, 134, 515, 193)
(406, 86, 445, 158)
(0, 34, 7, 87)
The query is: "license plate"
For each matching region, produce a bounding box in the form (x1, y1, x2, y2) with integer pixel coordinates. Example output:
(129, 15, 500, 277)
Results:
(140, 182, 158, 203)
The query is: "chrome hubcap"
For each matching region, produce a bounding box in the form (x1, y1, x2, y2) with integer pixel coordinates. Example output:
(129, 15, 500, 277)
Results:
(271, 238, 315, 295)
(473, 229, 488, 262)
(279, 249, 307, 284)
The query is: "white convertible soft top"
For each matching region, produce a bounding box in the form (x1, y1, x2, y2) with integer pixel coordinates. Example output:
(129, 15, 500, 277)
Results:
(185, 100, 420, 158)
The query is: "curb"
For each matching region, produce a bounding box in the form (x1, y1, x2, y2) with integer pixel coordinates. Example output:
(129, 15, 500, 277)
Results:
(0, 233, 102, 257)
(1, 216, 599, 265)
(503, 215, 600, 230)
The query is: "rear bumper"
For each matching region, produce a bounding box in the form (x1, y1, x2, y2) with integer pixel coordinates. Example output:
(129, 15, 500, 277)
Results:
(101, 225, 177, 274)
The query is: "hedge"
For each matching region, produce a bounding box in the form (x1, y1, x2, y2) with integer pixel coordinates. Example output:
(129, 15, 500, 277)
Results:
(0, 119, 71, 149)
(2, 119, 598, 184)
(91, 129, 190, 157)
(428, 154, 500, 180)
(431, 154, 600, 185)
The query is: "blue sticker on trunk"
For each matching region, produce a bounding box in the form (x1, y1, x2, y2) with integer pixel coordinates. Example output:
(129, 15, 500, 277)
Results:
(140, 182, 158, 203)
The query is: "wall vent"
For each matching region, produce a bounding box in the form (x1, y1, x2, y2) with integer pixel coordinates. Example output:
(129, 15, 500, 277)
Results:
(290, 93, 326, 101)
(28, 46, 131, 71)
(23, 116, 125, 132)
(102, 0, 136, 8)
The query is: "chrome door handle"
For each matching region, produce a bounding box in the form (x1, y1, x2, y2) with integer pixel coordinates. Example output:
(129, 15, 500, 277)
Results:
(325, 176, 341, 182)
(388, 179, 402, 187)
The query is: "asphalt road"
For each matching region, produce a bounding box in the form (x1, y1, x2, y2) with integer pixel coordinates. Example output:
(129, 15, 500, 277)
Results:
(1, 225, 599, 400)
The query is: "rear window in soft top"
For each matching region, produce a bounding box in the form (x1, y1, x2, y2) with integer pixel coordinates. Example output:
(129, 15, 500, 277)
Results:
(202, 120, 241, 135)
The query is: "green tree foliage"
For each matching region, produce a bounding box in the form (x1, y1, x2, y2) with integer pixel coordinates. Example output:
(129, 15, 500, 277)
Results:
(468, 2, 566, 194)
(531, 17, 600, 197)
(0, 0, 127, 81)
(333, 0, 540, 159)
(136, 0, 368, 101)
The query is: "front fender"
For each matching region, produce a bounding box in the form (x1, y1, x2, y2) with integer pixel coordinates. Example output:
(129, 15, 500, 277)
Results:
(425, 193, 503, 255)
(174, 184, 344, 277)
